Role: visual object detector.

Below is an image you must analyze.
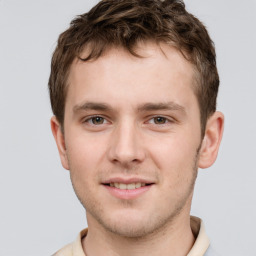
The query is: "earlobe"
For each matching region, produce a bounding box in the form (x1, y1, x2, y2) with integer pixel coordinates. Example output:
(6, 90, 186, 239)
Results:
(50, 116, 70, 170)
(198, 111, 224, 169)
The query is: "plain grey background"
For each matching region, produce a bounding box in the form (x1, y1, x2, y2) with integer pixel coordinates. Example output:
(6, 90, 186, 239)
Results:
(0, 0, 255, 255)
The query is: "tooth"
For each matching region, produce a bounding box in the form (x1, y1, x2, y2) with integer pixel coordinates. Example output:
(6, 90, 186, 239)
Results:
(119, 183, 127, 189)
(112, 182, 146, 189)
(135, 183, 141, 188)
(127, 183, 135, 190)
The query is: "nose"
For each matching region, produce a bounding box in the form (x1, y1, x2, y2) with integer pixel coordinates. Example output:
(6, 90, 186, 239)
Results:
(107, 121, 146, 166)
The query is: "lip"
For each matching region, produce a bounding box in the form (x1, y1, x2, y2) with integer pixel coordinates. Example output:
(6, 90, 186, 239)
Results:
(101, 177, 155, 200)
(102, 177, 155, 184)
(103, 184, 153, 200)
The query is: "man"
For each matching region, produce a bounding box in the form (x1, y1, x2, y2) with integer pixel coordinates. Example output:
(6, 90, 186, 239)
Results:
(49, 0, 224, 255)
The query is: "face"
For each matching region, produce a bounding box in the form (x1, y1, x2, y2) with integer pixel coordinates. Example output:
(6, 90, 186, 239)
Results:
(54, 43, 205, 237)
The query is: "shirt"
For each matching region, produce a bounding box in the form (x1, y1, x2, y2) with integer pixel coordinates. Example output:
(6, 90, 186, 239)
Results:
(53, 216, 217, 256)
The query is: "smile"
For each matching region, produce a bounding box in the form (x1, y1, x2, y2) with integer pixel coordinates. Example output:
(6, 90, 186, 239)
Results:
(103, 181, 154, 200)
(109, 182, 146, 189)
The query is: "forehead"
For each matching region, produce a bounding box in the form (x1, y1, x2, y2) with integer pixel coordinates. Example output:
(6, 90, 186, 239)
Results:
(75, 42, 194, 78)
(66, 42, 197, 112)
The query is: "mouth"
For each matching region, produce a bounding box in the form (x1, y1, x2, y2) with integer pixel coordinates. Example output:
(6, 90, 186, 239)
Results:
(103, 182, 153, 190)
(102, 180, 154, 200)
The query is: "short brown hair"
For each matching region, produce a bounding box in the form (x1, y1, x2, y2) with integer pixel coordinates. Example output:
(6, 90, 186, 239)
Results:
(48, 0, 219, 135)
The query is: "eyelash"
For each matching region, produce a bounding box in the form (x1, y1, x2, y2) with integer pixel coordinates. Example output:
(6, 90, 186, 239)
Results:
(147, 116, 173, 125)
(83, 115, 174, 126)
(83, 115, 109, 125)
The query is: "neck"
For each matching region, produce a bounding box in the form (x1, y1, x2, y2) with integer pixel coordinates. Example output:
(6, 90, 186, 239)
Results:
(83, 210, 195, 256)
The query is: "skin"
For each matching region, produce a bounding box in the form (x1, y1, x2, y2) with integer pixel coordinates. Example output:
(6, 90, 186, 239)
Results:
(51, 42, 224, 256)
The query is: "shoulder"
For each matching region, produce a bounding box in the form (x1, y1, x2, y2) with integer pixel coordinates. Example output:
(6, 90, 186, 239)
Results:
(52, 243, 73, 256)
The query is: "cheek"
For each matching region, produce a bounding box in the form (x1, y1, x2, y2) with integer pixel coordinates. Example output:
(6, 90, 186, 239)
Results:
(66, 135, 105, 204)
(65, 131, 107, 176)
(149, 134, 197, 168)
(147, 133, 199, 187)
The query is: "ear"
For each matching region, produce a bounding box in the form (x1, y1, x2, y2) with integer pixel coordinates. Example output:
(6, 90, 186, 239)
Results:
(51, 116, 70, 170)
(198, 111, 224, 169)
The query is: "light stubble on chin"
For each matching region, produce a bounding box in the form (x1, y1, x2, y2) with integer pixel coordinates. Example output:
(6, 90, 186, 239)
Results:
(69, 144, 201, 239)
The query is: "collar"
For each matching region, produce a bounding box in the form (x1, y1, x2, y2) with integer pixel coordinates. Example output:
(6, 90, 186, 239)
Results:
(188, 216, 210, 256)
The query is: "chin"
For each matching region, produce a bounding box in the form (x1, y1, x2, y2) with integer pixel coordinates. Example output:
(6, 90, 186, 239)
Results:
(93, 208, 177, 239)
(103, 218, 156, 238)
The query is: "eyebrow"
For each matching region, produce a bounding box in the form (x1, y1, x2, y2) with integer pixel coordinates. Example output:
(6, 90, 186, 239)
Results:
(73, 101, 186, 115)
(137, 102, 186, 114)
(73, 102, 113, 113)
